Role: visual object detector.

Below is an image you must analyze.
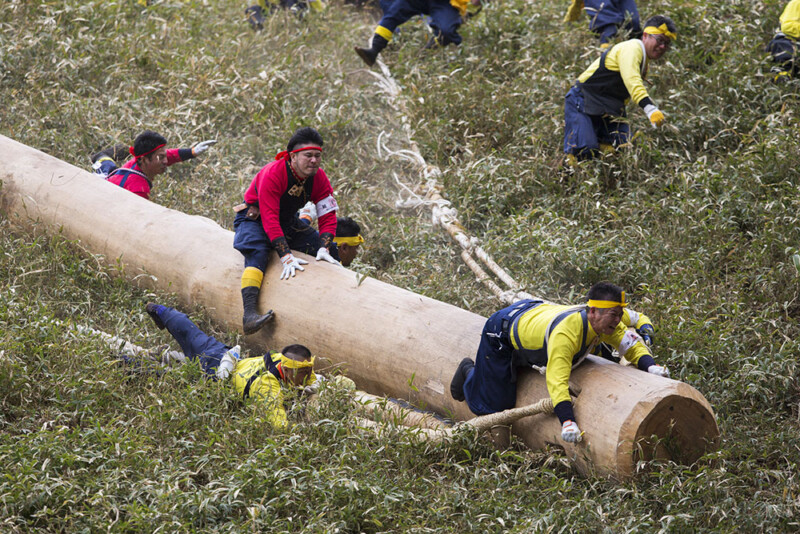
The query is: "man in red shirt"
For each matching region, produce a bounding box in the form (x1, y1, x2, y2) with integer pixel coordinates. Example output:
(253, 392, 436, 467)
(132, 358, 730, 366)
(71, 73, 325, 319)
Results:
(105, 130, 216, 200)
(233, 127, 340, 335)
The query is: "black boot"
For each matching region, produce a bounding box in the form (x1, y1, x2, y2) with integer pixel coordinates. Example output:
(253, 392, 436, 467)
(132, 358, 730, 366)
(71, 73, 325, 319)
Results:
(354, 34, 389, 67)
(450, 357, 474, 402)
(242, 286, 274, 335)
(245, 5, 266, 31)
(145, 302, 166, 330)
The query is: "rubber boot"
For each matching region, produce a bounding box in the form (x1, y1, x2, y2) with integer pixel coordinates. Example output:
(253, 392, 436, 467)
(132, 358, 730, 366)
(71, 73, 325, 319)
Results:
(449, 357, 474, 402)
(355, 34, 389, 67)
(145, 302, 166, 330)
(242, 286, 274, 335)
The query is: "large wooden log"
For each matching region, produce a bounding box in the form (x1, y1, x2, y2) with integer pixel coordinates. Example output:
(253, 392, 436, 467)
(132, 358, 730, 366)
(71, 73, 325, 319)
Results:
(0, 134, 719, 479)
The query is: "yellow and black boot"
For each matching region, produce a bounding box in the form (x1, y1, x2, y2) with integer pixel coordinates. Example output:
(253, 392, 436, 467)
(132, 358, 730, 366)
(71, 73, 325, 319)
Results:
(355, 33, 389, 67)
(242, 287, 274, 334)
(241, 267, 274, 334)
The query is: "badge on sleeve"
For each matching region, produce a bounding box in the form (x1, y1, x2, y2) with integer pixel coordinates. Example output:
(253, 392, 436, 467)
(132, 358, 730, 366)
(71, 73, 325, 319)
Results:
(315, 195, 339, 217)
(617, 330, 643, 358)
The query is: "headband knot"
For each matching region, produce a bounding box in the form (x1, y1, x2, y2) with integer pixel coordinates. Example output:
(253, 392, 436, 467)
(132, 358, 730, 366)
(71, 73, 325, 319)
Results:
(644, 23, 677, 40)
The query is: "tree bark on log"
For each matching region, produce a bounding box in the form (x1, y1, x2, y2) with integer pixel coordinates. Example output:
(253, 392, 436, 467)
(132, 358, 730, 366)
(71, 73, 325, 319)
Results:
(0, 134, 719, 479)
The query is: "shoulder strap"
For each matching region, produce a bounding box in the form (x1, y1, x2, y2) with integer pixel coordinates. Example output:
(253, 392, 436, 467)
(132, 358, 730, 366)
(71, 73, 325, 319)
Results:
(107, 167, 150, 190)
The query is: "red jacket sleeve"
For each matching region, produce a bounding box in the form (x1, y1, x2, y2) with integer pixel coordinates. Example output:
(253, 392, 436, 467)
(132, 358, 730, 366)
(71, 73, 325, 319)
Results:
(166, 148, 194, 166)
(310, 170, 337, 238)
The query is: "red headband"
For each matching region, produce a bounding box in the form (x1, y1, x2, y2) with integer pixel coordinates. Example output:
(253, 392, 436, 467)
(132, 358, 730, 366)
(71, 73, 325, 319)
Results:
(274, 146, 323, 161)
(130, 143, 166, 160)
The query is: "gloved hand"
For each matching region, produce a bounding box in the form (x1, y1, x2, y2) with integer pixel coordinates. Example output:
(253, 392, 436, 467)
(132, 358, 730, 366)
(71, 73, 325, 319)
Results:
(643, 104, 665, 128)
(647, 365, 670, 378)
(561, 420, 583, 443)
(636, 324, 655, 346)
(280, 253, 308, 280)
(216, 345, 240, 380)
(191, 139, 217, 157)
(303, 383, 319, 396)
(332, 375, 357, 391)
(315, 247, 340, 265)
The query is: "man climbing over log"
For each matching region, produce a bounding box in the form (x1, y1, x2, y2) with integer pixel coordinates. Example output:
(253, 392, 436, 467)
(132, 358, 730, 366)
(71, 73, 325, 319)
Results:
(563, 14, 676, 162)
(450, 282, 669, 444)
(767, 0, 800, 82)
(354, 0, 478, 67)
(299, 203, 365, 267)
(232, 127, 340, 335)
(143, 303, 317, 429)
(102, 130, 216, 199)
(564, 0, 641, 47)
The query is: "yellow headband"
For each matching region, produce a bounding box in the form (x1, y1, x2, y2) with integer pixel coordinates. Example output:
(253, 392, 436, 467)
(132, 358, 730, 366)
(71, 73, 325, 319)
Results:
(279, 353, 315, 369)
(588, 292, 627, 308)
(333, 235, 365, 247)
(644, 24, 677, 40)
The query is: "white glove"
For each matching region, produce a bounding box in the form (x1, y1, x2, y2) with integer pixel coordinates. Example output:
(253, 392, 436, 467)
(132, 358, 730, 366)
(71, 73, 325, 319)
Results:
(561, 420, 583, 443)
(332, 375, 356, 391)
(316, 247, 340, 265)
(647, 365, 670, 378)
(643, 104, 665, 128)
(280, 253, 308, 280)
(303, 383, 319, 396)
(191, 139, 217, 157)
(216, 345, 240, 380)
(298, 201, 317, 223)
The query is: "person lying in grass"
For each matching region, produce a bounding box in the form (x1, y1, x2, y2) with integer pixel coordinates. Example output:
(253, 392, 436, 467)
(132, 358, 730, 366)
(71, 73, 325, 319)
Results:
(143, 303, 317, 429)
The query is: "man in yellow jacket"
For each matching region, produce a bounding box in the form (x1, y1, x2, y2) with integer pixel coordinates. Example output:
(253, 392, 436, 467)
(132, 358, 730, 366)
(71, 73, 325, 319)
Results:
(450, 282, 669, 444)
(354, 0, 475, 66)
(231, 346, 317, 430)
(144, 303, 316, 430)
(563, 14, 676, 161)
(767, 0, 800, 81)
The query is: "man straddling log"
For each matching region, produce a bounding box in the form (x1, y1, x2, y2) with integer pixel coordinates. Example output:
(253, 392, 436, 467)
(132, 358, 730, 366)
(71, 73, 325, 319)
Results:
(450, 282, 669, 444)
(233, 127, 340, 335)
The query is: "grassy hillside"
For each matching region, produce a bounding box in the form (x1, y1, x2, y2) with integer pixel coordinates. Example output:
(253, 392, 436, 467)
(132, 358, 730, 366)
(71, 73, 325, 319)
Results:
(1, 0, 800, 531)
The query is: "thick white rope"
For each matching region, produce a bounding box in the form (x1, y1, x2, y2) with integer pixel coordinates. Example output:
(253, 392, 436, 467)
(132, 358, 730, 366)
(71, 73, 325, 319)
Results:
(367, 61, 540, 305)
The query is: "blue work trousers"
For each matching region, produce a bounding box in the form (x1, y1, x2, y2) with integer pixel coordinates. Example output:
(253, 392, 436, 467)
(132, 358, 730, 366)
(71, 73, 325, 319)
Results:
(462, 301, 541, 416)
(584, 0, 640, 43)
(161, 307, 230, 378)
(563, 85, 630, 159)
(233, 212, 321, 271)
(767, 35, 798, 74)
(379, 0, 462, 45)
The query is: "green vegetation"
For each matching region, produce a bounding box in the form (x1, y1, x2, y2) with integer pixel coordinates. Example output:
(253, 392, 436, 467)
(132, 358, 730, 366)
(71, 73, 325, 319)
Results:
(1, 0, 800, 531)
